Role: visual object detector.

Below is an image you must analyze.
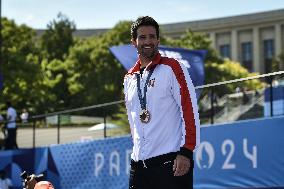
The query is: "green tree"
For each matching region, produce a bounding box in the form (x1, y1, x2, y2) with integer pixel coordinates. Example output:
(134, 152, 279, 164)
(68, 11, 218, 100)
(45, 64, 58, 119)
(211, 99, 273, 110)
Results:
(38, 13, 76, 111)
(205, 59, 264, 96)
(61, 21, 131, 113)
(0, 16, 264, 117)
(0, 18, 44, 113)
(41, 13, 76, 61)
(162, 29, 222, 64)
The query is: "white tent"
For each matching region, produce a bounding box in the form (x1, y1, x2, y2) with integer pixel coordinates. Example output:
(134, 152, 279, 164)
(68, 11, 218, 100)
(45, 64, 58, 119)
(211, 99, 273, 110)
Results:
(87, 123, 119, 131)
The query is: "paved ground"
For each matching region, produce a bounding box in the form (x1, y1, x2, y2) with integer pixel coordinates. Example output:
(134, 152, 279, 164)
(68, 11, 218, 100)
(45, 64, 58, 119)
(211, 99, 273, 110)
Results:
(0, 127, 127, 149)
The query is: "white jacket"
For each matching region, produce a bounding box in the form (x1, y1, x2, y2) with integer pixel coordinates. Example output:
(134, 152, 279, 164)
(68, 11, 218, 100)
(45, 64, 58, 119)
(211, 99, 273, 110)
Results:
(124, 53, 200, 161)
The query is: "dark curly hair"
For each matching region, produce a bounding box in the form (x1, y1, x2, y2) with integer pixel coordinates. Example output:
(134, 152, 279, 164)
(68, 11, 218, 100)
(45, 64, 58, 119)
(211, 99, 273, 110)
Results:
(131, 16, 159, 40)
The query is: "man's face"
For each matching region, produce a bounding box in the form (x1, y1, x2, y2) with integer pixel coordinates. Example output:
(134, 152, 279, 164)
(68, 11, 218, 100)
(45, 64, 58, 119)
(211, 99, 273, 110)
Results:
(132, 26, 159, 60)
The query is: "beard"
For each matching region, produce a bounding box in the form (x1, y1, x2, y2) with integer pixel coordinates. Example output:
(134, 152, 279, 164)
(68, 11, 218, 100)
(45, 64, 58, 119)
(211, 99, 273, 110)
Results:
(137, 44, 158, 60)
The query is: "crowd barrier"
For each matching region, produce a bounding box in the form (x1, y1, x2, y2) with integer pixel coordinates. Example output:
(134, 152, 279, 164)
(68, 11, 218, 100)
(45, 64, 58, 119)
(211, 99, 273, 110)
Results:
(1, 116, 284, 189)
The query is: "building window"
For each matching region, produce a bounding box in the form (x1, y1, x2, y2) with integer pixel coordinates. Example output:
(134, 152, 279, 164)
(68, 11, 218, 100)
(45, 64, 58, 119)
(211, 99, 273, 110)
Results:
(264, 39, 274, 59)
(241, 42, 253, 72)
(263, 39, 274, 73)
(220, 44, 231, 59)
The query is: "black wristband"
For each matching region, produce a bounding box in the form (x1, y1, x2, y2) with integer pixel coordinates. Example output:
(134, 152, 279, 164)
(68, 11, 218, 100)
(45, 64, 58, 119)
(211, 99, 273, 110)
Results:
(178, 147, 193, 160)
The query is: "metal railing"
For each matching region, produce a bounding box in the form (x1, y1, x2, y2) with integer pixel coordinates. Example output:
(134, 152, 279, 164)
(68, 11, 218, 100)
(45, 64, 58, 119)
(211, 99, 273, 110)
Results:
(196, 70, 284, 124)
(1, 71, 284, 149)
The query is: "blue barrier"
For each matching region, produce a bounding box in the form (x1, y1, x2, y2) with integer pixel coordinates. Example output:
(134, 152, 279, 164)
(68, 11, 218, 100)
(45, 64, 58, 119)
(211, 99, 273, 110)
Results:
(1, 116, 284, 189)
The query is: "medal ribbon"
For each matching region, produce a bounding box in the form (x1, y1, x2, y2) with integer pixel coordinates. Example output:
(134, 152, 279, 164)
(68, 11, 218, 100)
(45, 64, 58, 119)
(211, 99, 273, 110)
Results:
(136, 68, 155, 110)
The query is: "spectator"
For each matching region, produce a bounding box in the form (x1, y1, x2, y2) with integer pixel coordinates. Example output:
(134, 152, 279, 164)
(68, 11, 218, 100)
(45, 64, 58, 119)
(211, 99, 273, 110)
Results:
(235, 86, 241, 93)
(255, 89, 260, 97)
(210, 91, 219, 106)
(272, 79, 279, 87)
(241, 88, 249, 104)
(20, 109, 29, 123)
(0, 170, 12, 189)
(4, 101, 18, 150)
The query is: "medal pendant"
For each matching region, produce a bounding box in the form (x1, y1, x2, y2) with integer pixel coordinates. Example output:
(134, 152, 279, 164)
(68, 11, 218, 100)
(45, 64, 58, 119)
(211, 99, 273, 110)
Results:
(140, 109, 151, 123)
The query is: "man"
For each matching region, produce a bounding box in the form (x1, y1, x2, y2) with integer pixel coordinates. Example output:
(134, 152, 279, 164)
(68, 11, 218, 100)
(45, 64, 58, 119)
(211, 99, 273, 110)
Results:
(5, 101, 18, 150)
(20, 108, 29, 123)
(124, 16, 200, 189)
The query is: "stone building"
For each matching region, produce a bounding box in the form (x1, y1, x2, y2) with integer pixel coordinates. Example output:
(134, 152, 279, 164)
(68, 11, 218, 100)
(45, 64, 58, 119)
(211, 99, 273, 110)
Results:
(161, 9, 284, 73)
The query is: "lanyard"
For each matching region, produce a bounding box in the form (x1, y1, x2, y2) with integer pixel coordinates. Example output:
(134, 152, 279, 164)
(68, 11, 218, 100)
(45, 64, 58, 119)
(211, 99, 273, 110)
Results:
(136, 68, 155, 110)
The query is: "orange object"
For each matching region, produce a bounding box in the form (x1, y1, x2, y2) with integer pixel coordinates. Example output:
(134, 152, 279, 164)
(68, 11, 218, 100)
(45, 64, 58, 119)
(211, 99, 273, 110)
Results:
(34, 181, 55, 189)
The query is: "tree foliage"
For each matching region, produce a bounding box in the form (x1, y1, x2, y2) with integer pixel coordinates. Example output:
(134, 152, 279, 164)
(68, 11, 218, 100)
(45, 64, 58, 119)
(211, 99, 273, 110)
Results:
(38, 13, 76, 112)
(0, 15, 264, 116)
(0, 18, 44, 112)
(59, 21, 131, 114)
(41, 13, 76, 61)
(162, 29, 222, 64)
(205, 59, 264, 96)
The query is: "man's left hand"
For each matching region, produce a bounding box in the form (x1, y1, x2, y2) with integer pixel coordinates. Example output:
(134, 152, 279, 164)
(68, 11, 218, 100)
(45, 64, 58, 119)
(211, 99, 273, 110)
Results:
(173, 155, 191, 176)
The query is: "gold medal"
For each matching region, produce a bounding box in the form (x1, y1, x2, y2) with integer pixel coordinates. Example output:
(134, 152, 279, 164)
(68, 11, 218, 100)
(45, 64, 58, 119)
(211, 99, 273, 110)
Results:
(140, 109, 151, 123)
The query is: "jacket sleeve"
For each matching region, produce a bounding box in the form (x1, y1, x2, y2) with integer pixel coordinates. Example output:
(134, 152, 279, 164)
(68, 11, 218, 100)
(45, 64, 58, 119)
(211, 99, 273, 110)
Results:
(123, 76, 134, 138)
(170, 61, 200, 160)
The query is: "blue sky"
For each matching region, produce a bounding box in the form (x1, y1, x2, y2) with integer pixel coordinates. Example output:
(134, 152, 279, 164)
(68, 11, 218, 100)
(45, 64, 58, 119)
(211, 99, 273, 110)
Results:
(3, 0, 284, 29)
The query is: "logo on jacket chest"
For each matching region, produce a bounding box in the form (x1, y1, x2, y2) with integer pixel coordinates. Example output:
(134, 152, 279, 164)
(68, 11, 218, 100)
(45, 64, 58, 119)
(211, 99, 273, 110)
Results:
(147, 78, 156, 88)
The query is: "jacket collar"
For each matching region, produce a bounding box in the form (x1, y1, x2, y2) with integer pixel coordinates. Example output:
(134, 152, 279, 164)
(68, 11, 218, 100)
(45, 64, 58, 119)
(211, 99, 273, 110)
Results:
(127, 52, 162, 75)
